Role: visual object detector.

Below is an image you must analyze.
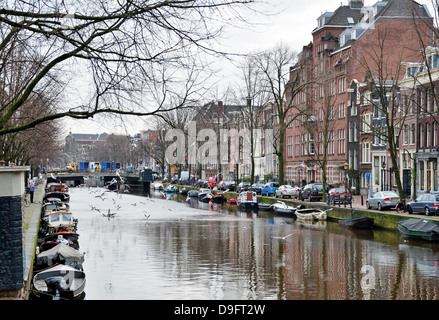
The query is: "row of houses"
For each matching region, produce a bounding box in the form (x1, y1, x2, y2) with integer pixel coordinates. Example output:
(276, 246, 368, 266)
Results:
(284, 0, 438, 198)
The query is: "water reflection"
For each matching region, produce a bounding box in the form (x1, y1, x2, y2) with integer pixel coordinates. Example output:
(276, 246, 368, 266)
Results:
(70, 187, 439, 300)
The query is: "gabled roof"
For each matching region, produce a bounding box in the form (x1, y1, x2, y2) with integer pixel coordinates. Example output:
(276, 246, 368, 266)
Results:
(325, 5, 364, 26)
(376, 0, 431, 19)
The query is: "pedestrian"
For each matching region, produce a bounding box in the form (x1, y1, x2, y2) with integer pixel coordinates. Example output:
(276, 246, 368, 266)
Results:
(29, 182, 36, 203)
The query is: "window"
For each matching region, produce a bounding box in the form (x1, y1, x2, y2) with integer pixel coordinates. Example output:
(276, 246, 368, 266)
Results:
(309, 134, 315, 155)
(427, 123, 431, 147)
(434, 122, 438, 148)
(329, 80, 335, 96)
(403, 124, 408, 145)
(338, 103, 345, 118)
(295, 135, 300, 156)
(419, 124, 424, 148)
(328, 131, 334, 154)
(363, 113, 372, 133)
(362, 140, 371, 163)
(338, 129, 345, 154)
(287, 136, 293, 157)
(338, 77, 346, 93)
(411, 123, 415, 145)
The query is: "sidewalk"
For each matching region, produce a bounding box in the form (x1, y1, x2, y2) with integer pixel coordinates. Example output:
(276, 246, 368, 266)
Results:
(22, 180, 45, 299)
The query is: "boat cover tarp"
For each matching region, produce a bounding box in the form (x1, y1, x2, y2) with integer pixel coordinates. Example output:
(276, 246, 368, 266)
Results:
(36, 243, 84, 269)
(399, 218, 439, 233)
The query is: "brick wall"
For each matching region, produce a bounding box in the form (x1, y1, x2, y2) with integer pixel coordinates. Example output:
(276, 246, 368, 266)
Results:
(0, 195, 24, 292)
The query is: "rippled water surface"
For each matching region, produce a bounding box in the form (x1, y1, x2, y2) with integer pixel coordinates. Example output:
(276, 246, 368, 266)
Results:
(69, 187, 439, 300)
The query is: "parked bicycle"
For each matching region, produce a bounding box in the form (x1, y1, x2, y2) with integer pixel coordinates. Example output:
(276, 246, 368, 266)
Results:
(395, 200, 406, 213)
(23, 188, 30, 207)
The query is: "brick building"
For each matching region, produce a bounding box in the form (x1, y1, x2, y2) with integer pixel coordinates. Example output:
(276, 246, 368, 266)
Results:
(285, 0, 433, 193)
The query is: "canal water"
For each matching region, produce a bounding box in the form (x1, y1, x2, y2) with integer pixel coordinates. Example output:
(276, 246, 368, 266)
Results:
(69, 187, 439, 300)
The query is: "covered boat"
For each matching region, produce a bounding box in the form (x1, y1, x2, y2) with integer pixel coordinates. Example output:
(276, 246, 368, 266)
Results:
(237, 191, 258, 209)
(296, 208, 331, 221)
(43, 192, 70, 203)
(398, 218, 439, 242)
(35, 243, 84, 270)
(339, 216, 374, 229)
(32, 264, 86, 299)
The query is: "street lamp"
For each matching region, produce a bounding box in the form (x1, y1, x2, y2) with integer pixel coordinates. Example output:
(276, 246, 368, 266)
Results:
(381, 161, 386, 191)
(344, 162, 349, 191)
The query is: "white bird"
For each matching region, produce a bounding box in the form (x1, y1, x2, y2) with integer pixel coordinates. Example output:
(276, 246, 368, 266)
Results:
(272, 233, 294, 240)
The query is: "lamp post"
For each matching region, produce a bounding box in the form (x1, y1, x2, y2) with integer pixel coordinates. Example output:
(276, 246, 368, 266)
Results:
(381, 161, 386, 191)
(344, 162, 349, 191)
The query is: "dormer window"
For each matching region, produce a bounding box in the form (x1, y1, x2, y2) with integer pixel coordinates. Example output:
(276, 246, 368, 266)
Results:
(427, 54, 439, 69)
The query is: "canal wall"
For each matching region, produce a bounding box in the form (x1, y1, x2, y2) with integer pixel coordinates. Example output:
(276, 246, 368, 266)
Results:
(169, 185, 429, 231)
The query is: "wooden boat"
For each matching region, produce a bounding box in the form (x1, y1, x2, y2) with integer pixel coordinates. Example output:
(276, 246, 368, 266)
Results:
(272, 201, 296, 215)
(237, 191, 258, 209)
(46, 183, 69, 193)
(42, 211, 78, 234)
(296, 208, 332, 221)
(339, 216, 374, 229)
(398, 218, 439, 242)
(32, 264, 86, 299)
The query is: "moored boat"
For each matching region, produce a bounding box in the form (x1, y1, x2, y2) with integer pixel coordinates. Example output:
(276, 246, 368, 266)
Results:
(237, 191, 258, 209)
(187, 190, 199, 197)
(296, 208, 331, 221)
(210, 193, 225, 203)
(227, 198, 237, 205)
(198, 188, 211, 199)
(257, 202, 273, 211)
(398, 218, 439, 242)
(166, 185, 177, 193)
(32, 264, 86, 299)
(35, 243, 84, 271)
(339, 216, 374, 229)
(272, 201, 297, 215)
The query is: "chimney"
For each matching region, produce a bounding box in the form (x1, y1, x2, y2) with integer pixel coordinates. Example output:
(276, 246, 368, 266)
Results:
(217, 101, 223, 119)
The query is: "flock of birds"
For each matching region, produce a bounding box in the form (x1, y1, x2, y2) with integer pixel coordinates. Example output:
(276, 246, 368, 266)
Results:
(87, 188, 154, 221)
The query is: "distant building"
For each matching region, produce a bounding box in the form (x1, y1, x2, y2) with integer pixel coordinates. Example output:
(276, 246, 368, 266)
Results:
(65, 132, 109, 163)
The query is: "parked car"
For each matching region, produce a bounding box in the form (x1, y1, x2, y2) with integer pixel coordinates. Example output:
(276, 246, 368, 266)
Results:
(237, 182, 251, 193)
(366, 191, 400, 211)
(406, 193, 439, 215)
(300, 183, 324, 201)
(275, 185, 296, 198)
(224, 181, 236, 191)
(248, 183, 264, 194)
(327, 188, 352, 204)
(261, 182, 279, 196)
(196, 179, 208, 188)
(217, 180, 227, 190)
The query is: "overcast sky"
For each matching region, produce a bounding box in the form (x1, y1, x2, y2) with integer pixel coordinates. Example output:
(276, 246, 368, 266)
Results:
(64, 0, 434, 136)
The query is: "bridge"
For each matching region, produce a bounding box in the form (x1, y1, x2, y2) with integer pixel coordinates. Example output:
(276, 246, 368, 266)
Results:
(47, 171, 150, 188)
